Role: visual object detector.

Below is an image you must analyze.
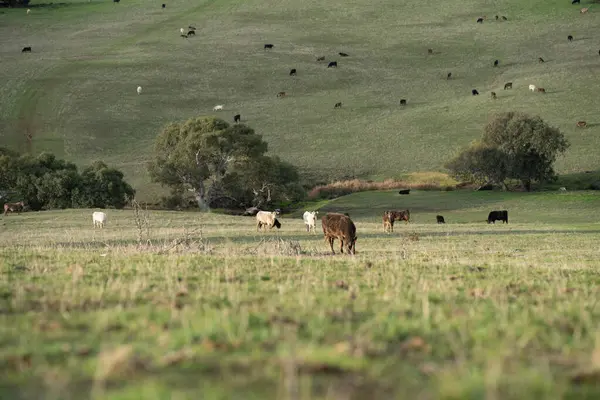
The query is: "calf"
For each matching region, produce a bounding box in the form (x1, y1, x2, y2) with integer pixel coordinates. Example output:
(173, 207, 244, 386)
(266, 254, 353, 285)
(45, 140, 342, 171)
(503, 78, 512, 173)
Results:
(234, 114, 241, 123)
(472, 89, 479, 95)
(256, 210, 281, 231)
(3, 201, 25, 216)
(328, 61, 338, 68)
(400, 99, 407, 105)
(504, 82, 513, 90)
(22, 46, 31, 53)
(576, 121, 587, 128)
(339, 52, 349, 57)
(494, 59, 499, 67)
(289, 68, 297, 76)
(92, 211, 107, 228)
(303, 211, 319, 233)
(568, 35, 573, 42)
(334, 102, 342, 108)
(529, 84, 536, 92)
(264, 44, 274, 49)
(436, 215, 445, 224)
(322, 213, 357, 255)
(487, 210, 508, 224)
(383, 210, 410, 233)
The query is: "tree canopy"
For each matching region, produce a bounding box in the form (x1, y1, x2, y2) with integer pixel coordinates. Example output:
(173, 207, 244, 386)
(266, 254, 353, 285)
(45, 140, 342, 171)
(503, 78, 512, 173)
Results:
(445, 112, 570, 191)
(148, 117, 304, 211)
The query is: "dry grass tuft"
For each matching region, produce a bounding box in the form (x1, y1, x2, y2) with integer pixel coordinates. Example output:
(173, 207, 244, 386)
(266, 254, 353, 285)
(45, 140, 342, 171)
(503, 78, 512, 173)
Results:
(254, 237, 303, 256)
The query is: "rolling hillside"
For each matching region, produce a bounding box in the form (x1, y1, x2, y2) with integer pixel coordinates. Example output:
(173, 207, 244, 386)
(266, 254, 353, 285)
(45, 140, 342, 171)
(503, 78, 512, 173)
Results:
(1, 0, 599, 201)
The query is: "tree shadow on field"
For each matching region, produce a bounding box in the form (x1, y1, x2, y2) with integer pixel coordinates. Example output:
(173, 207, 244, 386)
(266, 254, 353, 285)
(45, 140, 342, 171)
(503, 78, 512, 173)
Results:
(356, 229, 600, 240)
(584, 122, 600, 128)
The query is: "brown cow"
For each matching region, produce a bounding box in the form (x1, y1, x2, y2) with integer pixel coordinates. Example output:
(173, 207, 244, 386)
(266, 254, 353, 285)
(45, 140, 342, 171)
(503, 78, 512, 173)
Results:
(322, 213, 357, 255)
(382, 210, 410, 233)
(537, 87, 546, 93)
(576, 121, 587, 128)
(3, 201, 25, 216)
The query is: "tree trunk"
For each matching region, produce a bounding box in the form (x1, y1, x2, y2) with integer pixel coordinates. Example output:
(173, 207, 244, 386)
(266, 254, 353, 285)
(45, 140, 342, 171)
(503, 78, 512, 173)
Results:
(190, 183, 210, 211)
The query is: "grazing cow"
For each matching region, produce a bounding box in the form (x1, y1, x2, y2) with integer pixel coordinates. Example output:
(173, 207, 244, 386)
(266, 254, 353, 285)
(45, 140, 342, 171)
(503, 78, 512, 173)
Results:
(113, 0, 120, 2)
(537, 87, 546, 93)
(328, 61, 338, 68)
(382, 210, 410, 233)
(572, 0, 580, 3)
(428, 48, 433, 54)
(559, 187, 567, 192)
(322, 213, 357, 255)
(339, 52, 349, 57)
(256, 210, 281, 231)
(234, 114, 241, 123)
(400, 99, 407, 105)
(264, 44, 274, 49)
(504, 82, 513, 89)
(289, 68, 297, 76)
(472, 89, 479, 95)
(529, 84, 536, 91)
(398, 189, 410, 195)
(180, 28, 186, 35)
(303, 211, 319, 233)
(495, 15, 499, 20)
(538, 57, 545, 63)
(26, 8, 31, 14)
(477, 17, 484, 23)
(22, 47, 31, 53)
(213, 105, 224, 111)
(568, 35, 573, 42)
(581, 7, 589, 13)
(137, 86, 142, 95)
(162, 4, 166, 8)
(188, 30, 195, 36)
(316, 56, 325, 61)
(447, 72, 452, 79)
(3, 201, 25, 216)
(576, 121, 587, 128)
(494, 59, 499, 67)
(487, 210, 508, 224)
(334, 102, 342, 108)
(92, 211, 107, 228)
(491, 91, 497, 100)
(277, 91, 286, 97)
(502, 16, 507, 20)
(436, 215, 445, 224)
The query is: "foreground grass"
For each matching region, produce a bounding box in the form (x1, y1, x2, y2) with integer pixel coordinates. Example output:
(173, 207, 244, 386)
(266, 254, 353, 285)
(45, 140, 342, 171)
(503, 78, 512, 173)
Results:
(1, 0, 600, 200)
(1, 191, 600, 399)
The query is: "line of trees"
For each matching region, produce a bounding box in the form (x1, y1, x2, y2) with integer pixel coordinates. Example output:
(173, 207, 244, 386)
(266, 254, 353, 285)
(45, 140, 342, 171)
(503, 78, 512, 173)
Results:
(0, 148, 134, 210)
(445, 112, 570, 191)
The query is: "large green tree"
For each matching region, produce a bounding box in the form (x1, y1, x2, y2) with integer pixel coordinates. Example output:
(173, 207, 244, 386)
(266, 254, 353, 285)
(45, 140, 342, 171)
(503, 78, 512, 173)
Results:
(446, 112, 570, 191)
(148, 117, 304, 211)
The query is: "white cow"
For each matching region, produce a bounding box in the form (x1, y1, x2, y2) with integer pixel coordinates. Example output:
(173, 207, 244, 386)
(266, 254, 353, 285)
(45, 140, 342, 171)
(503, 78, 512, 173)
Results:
(93, 211, 107, 228)
(256, 210, 281, 231)
(26, 9, 31, 14)
(302, 211, 319, 233)
(559, 187, 567, 192)
(213, 105, 224, 111)
(137, 86, 142, 95)
(529, 84, 536, 92)
(180, 28, 185, 35)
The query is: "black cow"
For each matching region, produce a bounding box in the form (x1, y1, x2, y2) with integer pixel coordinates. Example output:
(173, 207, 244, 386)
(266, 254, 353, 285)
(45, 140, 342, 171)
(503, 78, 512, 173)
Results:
(398, 189, 410, 195)
(436, 215, 445, 224)
(504, 82, 513, 90)
(472, 89, 479, 95)
(234, 114, 241, 123)
(264, 44, 274, 49)
(113, 0, 120, 3)
(400, 99, 407, 105)
(447, 72, 452, 79)
(162, 3, 166, 8)
(328, 61, 337, 68)
(491, 91, 497, 100)
(22, 47, 31, 53)
(428, 48, 433, 54)
(494, 59, 499, 67)
(501, 16, 508, 20)
(538, 57, 545, 63)
(316, 56, 325, 61)
(339, 52, 349, 57)
(487, 210, 508, 224)
(477, 17, 484, 23)
(334, 102, 342, 108)
(572, 0, 580, 3)
(495, 15, 499, 20)
(289, 68, 297, 76)
(188, 30, 195, 36)
(568, 35, 573, 42)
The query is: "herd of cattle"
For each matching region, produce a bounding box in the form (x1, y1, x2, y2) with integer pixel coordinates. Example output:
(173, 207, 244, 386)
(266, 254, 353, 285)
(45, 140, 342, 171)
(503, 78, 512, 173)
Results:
(3, 204, 509, 254)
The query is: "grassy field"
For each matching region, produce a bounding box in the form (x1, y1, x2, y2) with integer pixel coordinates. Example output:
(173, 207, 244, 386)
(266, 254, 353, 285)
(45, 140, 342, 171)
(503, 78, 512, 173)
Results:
(2, 190, 600, 399)
(1, 0, 600, 201)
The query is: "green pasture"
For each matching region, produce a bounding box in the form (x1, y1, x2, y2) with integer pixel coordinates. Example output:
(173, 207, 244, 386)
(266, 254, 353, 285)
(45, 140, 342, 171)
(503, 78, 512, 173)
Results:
(1, 0, 599, 201)
(1, 191, 600, 398)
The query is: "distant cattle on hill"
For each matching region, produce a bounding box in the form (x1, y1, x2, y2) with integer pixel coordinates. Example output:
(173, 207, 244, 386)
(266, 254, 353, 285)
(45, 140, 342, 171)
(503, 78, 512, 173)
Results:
(328, 61, 337, 68)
